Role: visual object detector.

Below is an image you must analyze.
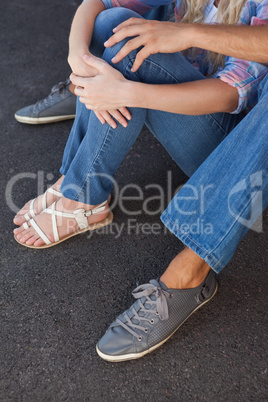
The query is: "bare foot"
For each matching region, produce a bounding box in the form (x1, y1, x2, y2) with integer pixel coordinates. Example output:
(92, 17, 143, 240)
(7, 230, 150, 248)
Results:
(13, 176, 64, 226)
(13, 196, 110, 247)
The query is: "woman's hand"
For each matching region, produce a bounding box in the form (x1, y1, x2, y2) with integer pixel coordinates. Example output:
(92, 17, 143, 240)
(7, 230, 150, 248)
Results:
(68, 50, 99, 78)
(70, 54, 132, 127)
(94, 108, 131, 129)
(104, 18, 194, 72)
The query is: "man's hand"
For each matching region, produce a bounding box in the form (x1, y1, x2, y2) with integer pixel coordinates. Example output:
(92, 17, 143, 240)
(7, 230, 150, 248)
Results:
(71, 54, 132, 128)
(104, 18, 194, 72)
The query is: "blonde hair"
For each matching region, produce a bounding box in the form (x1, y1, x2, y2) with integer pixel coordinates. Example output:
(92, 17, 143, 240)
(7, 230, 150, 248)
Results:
(179, 0, 248, 73)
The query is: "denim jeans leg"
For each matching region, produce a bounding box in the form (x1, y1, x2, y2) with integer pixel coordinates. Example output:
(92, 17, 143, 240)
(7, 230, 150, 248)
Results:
(161, 75, 268, 273)
(61, 5, 184, 175)
(124, 52, 242, 177)
(60, 23, 243, 205)
(60, 8, 144, 175)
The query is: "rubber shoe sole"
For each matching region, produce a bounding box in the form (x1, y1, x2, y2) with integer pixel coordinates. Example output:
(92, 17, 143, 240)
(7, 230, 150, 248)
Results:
(14, 113, 76, 124)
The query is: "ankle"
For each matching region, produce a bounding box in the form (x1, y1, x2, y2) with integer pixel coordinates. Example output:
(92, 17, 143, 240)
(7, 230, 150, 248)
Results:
(68, 83, 76, 95)
(160, 248, 211, 290)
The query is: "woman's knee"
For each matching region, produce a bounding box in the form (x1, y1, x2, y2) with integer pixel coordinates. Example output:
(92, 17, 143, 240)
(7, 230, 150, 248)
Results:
(91, 8, 142, 56)
(94, 8, 142, 39)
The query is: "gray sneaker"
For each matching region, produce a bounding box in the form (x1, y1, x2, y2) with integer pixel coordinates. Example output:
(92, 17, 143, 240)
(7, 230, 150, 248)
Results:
(96, 270, 218, 362)
(15, 79, 76, 124)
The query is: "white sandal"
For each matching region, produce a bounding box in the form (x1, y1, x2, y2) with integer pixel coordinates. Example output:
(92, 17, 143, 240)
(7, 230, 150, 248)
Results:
(15, 200, 113, 249)
(22, 187, 63, 222)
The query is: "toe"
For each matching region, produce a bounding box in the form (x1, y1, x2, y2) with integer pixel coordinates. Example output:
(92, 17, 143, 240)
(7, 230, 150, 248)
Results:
(13, 215, 26, 225)
(33, 237, 45, 247)
(26, 234, 42, 246)
(14, 225, 26, 235)
(16, 229, 35, 244)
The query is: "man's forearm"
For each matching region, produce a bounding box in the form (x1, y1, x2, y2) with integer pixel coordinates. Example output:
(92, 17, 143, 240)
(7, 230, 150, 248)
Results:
(191, 24, 268, 63)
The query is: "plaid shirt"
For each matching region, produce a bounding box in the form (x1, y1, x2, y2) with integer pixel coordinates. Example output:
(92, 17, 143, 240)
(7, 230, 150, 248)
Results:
(101, 0, 268, 113)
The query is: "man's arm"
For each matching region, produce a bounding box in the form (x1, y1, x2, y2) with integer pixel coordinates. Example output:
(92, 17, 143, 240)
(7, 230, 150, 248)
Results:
(192, 24, 268, 63)
(106, 20, 268, 71)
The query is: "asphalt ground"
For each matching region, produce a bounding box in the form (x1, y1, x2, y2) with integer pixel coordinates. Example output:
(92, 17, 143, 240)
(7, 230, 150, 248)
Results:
(1, 0, 267, 400)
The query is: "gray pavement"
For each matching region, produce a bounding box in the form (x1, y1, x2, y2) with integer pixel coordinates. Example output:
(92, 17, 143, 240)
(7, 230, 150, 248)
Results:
(1, 0, 267, 400)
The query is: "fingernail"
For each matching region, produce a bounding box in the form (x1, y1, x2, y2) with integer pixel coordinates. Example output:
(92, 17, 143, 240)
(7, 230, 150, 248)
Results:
(104, 41, 108, 46)
(127, 115, 131, 120)
(113, 27, 117, 32)
(123, 123, 127, 128)
(111, 57, 116, 63)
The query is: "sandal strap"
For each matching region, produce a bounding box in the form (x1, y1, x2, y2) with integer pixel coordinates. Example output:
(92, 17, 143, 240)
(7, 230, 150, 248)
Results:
(47, 187, 62, 197)
(24, 198, 36, 222)
(29, 218, 51, 245)
(36, 200, 108, 243)
(23, 187, 62, 222)
(51, 202, 59, 242)
(43, 200, 108, 230)
(73, 201, 107, 229)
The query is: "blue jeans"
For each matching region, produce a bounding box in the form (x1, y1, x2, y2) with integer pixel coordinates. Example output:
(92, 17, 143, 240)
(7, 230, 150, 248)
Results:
(60, 7, 241, 205)
(161, 75, 268, 273)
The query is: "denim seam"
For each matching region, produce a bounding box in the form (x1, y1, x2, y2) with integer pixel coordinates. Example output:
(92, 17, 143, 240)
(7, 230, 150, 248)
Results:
(74, 123, 112, 202)
(162, 214, 224, 270)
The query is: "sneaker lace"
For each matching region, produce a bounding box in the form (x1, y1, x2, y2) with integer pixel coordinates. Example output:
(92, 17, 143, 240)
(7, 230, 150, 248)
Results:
(115, 279, 171, 340)
(34, 79, 70, 111)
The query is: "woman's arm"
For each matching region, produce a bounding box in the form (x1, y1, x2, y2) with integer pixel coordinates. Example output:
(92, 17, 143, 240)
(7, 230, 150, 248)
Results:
(127, 79, 239, 114)
(71, 55, 239, 114)
(68, 0, 105, 77)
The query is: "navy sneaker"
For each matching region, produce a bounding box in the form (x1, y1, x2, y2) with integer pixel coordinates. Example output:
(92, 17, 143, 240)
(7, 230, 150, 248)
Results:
(97, 270, 218, 362)
(15, 79, 76, 124)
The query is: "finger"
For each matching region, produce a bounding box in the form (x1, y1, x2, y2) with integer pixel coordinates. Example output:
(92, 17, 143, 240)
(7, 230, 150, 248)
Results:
(83, 54, 108, 72)
(99, 111, 117, 129)
(111, 37, 145, 64)
(105, 25, 147, 48)
(119, 107, 132, 121)
(131, 46, 153, 72)
(79, 96, 98, 108)
(74, 85, 86, 97)
(108, 109, 128, 127)
(94, 111, 106, 124)
(70, 73, 90, 88)
(113, 17, 147, 33)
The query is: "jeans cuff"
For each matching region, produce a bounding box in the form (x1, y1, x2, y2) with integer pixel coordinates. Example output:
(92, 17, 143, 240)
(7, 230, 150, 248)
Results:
(59, 166, 67, 176)
(160, 212, 224, 274)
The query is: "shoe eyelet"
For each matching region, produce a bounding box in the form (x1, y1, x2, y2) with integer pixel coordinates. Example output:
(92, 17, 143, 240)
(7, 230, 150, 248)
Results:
(138, 336, 142, 341)
(155, 311, 159, 316)
(150, 319, 154, 325)
(144, 328, 148, 333)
